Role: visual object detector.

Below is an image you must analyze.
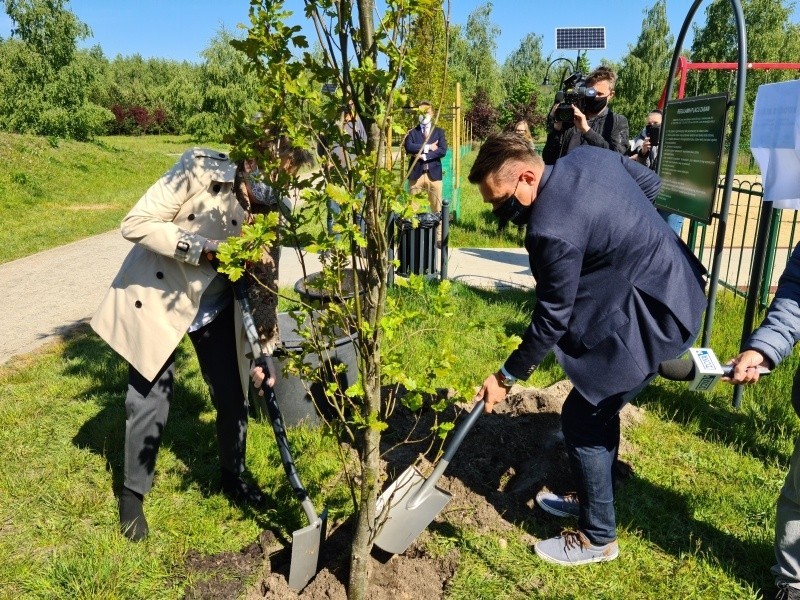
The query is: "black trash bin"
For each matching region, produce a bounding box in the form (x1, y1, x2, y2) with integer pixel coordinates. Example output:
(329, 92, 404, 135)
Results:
(396, 212, 440, 276)
(294, 268, 365, 308)
(251, 311, 358, 427)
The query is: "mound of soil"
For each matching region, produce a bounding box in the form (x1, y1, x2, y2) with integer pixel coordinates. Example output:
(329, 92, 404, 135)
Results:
(183, 381, 644, 599)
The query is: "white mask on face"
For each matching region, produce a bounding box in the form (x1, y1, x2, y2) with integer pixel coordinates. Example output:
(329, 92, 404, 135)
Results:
(419, 114, 432, 125)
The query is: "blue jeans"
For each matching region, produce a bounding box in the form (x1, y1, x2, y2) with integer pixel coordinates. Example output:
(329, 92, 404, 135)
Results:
(560, 330, 696, 545)
(561, 376, 655, 544)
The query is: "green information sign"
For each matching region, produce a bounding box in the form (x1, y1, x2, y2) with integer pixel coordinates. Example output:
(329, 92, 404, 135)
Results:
(656, 93, 729, 224)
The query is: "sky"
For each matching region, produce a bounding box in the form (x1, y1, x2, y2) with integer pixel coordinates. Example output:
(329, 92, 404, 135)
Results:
(0, 1, 797, 66)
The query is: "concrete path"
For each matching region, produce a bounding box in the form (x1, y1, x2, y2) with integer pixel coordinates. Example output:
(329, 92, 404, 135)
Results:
(0, 231, 533, 366)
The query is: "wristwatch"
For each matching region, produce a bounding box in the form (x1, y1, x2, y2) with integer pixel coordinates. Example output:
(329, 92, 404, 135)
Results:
(495, 370, 516, 389)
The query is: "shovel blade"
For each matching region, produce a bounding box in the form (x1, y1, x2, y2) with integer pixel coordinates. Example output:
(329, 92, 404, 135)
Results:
(288, 510, 328, 592)
(373, 466, 452, 554)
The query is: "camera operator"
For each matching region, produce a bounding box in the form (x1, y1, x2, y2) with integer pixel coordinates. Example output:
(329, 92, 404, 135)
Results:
(629, 109, 662, 170)
(542, 66, 629, 166)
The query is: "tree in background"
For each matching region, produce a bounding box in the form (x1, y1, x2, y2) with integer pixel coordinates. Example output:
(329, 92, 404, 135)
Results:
(500, 32, 546, 96)
(0, 0, 112, 139)
(615, 0, 674, 130)
(3, 0, 88, 70)
(405, 5, 452, 117)
(689, 0, 800, 146)
(499, 33, 550, 138)
(93, 55, 201, 135)
(497, 77, 546, 138)
(447, 2, 502, 109)
(465, 87, 499, 140)
(185, 27, 260, 141)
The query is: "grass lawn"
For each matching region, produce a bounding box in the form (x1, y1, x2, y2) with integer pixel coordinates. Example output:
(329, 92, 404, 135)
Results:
(1, 133, 797, 598)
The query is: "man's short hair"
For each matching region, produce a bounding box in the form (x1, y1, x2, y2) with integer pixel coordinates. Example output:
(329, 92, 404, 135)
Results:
(418, 100, 432, 109)
(586, 65, 617, 91)
(468, 132, 543, 185)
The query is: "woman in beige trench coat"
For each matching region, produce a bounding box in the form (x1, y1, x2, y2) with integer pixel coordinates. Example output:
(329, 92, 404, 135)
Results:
(92, 139, 311, 541)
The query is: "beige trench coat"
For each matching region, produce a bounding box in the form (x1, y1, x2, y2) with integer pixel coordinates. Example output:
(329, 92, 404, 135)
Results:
(91, 148, 253, 393)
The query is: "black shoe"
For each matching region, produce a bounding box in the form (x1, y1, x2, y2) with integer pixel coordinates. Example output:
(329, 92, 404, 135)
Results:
(221, 470, 268, 508)
(119, 486, 149, 542)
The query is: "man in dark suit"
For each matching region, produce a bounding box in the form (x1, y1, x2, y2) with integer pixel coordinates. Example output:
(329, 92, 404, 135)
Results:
(468, 133, 707, 566)
(404, 100, 448, 219)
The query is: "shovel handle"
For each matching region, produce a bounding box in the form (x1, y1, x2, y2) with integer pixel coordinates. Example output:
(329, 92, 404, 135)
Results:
(231, 278, 318, 522)
(407, 399, 484, 510)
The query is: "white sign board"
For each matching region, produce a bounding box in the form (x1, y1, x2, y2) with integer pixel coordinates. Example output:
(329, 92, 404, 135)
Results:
(750, 80, 800, 209)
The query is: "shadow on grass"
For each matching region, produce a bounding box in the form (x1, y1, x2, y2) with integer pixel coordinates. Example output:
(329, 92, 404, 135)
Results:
(62, 323, 304, 537)
(379, 390, 773, 597)
(634, 376, 800, 469)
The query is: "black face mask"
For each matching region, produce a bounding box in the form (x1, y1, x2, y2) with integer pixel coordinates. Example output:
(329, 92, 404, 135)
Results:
(583, 95, 608, 115)
(492, 181, 531, 229)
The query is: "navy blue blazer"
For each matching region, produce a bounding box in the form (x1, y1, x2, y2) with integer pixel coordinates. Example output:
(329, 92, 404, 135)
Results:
(404, 124, 448, 182)
(504, 146, 707, 404)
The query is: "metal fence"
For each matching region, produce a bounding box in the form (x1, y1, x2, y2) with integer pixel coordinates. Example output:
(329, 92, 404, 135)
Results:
(684, 178, 799, 311)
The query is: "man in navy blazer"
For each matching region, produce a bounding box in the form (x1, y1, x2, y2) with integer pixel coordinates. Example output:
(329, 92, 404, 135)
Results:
(468, 133, 707, 566)
(404, 100, 448, 218)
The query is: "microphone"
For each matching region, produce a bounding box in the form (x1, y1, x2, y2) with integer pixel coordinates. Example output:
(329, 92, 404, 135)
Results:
(658, 348, 770, 392)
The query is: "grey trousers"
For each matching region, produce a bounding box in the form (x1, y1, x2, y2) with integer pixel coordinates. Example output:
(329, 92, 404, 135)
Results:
(773, 436, 800, 589)
(123, 302, 248, 495)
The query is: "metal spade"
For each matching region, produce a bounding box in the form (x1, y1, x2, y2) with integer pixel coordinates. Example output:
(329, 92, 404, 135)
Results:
(373, 400, 484, 554)
(231, 277, 327, 591)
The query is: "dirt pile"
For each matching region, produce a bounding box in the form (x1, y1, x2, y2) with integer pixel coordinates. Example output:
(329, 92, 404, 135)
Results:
(183, 381, 644, 599)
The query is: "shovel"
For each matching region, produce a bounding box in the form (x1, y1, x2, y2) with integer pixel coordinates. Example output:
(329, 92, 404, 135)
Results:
(231, 277, 327, 591)
(373, 399, 484, 554)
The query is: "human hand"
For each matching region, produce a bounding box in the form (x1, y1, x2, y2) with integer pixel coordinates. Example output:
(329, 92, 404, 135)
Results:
(430, 140, 439, 152)
(723, 350, 769, 385)
(640, 138, 652, 155)
(202, 239, 220, 261)
(573, 105, 589, 133)
(250, 358, 276, 396)
(474, 372, 509, 414)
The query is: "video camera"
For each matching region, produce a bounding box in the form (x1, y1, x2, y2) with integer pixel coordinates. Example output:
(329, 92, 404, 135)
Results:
(553, 72, 597, 123)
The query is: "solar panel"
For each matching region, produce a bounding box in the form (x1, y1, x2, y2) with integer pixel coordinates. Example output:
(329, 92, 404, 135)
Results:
(555, 27, 606, 50)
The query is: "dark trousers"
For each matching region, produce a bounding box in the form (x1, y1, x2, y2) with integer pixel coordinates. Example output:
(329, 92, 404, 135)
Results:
(561, 330, 696, 545)
(124, 301, 248, 495)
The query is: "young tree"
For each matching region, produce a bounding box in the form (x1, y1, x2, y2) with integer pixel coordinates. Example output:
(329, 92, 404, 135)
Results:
(615, 0, 674, 129)
(221, 1, 467, 598)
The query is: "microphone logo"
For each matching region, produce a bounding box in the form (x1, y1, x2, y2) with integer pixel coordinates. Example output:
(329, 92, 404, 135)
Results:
(696, 349, 717, 372)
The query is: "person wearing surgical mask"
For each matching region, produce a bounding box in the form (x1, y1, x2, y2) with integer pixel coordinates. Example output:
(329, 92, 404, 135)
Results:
(542, 65, 629, 165)
(468, 132, 706, 568)
(404, 100, 448, 241)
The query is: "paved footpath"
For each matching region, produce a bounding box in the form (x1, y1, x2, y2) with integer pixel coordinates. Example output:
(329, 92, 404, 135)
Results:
(0, 231, 533, 366)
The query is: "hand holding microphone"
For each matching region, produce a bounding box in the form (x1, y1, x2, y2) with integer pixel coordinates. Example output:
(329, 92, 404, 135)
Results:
(658, 347, 770, 392)
(725, 349, 772, 385)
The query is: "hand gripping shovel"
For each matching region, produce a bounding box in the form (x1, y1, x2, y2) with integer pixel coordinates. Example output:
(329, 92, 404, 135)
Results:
(373, 399, 484, 554)
(231, 278, 327, 591)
